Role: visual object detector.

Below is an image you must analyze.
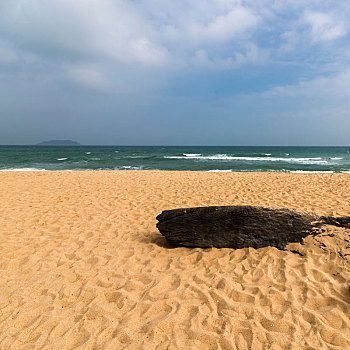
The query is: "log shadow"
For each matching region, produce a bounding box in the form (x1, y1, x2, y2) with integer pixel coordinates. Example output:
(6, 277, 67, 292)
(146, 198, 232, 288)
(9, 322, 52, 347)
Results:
(141, 231, 176, 249)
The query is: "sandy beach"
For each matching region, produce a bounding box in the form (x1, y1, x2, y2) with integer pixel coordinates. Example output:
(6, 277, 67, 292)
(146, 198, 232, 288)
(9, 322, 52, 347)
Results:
(1, 170, 350, 349)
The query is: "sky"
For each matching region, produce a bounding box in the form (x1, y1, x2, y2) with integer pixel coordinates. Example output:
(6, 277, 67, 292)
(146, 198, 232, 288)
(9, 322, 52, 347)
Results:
(0, 0, 350, 145)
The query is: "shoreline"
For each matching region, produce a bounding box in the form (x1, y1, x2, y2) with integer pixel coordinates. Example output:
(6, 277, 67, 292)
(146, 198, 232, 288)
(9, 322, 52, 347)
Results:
(1, 168, 350, 173)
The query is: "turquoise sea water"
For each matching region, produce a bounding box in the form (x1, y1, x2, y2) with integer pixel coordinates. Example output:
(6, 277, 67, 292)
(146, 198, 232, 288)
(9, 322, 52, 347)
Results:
(1, 146, 350, 173)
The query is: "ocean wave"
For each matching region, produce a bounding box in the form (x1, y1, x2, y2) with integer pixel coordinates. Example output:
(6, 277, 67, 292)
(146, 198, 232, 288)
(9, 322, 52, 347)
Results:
(114, 166, 145, 170)
(164, 155, 328, 164)
(57, 158, 68, 161)
(205, 169, 341, 173)
(165, 154, 227, 160)
(330, 157, 343, 160)
(0, 167, 348, 173)
(288, 170, 334, 173)
(206, 169, 232, 172)
(0, 168, 48, 171)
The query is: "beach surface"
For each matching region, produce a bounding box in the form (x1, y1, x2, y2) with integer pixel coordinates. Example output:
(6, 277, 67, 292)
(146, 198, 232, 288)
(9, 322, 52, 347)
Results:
(1, 171, 350, 349)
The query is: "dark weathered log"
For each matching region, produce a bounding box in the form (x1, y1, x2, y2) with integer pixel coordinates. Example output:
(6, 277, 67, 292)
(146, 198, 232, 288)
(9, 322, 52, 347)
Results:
(156, 206, 350, 250)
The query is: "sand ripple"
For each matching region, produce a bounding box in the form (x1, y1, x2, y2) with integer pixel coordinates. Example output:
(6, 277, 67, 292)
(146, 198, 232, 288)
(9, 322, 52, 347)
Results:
(0, 171, 349, 349)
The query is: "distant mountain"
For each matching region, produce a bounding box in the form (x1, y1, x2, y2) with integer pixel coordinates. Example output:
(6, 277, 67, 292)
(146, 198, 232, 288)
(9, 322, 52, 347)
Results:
(35, 140, 81, 146)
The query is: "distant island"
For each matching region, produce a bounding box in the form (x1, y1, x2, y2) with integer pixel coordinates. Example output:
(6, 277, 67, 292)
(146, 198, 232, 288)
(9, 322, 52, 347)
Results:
(35, 140, 81, 146)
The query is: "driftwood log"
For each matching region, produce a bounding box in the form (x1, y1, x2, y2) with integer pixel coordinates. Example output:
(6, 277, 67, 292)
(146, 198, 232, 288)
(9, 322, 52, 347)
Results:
(156, 206, 350, 250)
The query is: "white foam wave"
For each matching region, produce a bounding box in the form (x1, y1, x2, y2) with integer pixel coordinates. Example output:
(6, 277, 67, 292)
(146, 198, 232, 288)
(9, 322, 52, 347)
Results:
(265, 153, 272, 156)
(166, 154, 227, 160)
(331, 157, 343, 160)
(86, 152, 91, 154)
(206, 169, 232, 172)
(0, 168, 48, 171)
(57, 158, 68, 161)
(288, 170, 334, 173)
(205, 169, 341, 173)
(114, 166, 144, 170)
(165, 155, 328, 164)
(183, 153, 201, 157)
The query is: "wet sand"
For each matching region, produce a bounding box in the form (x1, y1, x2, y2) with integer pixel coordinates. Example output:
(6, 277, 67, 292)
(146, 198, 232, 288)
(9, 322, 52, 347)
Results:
(0, 171, 350, 349)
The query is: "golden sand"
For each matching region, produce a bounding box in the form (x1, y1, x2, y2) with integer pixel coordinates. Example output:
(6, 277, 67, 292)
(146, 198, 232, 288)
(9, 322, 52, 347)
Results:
(0, 171, 350, 349)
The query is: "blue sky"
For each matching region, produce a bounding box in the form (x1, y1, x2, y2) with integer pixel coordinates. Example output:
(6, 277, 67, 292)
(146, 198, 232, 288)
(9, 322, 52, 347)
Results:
(0, 0, 350, 145)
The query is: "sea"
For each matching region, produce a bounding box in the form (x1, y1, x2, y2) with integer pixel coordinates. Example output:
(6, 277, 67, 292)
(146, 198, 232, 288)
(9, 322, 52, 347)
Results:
(1, 146, 350, 173)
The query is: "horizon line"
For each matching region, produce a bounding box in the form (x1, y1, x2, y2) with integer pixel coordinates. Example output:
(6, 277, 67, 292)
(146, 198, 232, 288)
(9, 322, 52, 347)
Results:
(1, 144, 350, 147)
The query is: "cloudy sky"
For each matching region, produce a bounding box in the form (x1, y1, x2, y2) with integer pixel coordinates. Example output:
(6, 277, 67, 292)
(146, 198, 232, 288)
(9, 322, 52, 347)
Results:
(1, 0, 350, 145)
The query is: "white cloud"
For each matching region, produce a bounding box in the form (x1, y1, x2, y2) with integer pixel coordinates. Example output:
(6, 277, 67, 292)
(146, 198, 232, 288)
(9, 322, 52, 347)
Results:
(127, 38, 168, 65)
(303, 11, 348, 42)
(0, 0, 168, 65)
(261, 68, 350, 99)
(187, 7, 259, 43)
(0, 0, 261, 67)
